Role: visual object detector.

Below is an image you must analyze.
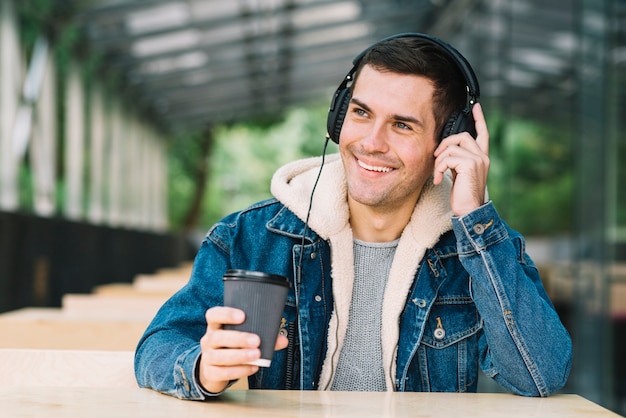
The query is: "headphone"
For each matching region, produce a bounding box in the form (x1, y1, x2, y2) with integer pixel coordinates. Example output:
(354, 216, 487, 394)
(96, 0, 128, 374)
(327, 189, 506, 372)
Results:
(326, 32, 481, 144)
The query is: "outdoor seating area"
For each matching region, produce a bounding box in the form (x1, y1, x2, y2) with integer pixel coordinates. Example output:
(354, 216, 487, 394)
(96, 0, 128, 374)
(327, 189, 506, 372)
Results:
(0, 261, 619, 416)
(0, 263, 184, 385)
(1, 0, 625, 415)
(0, 263, 191, 350)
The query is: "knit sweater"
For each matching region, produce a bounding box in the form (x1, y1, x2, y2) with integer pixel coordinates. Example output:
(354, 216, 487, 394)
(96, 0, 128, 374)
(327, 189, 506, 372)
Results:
(330, 239, 399, 391)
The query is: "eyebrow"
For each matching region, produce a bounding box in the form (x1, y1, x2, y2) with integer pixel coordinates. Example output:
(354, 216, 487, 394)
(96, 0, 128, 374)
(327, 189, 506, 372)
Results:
(350, 97, 425, 128)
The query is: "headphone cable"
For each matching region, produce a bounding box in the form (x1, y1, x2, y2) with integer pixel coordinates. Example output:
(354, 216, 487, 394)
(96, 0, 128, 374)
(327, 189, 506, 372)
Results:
(296, 134, 330, 285)
(294, 135, 330, 390)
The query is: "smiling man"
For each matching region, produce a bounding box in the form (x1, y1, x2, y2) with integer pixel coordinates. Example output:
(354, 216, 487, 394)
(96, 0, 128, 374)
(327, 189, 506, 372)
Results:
(340, 65, 444, 242)
(135, 33, 573, 399)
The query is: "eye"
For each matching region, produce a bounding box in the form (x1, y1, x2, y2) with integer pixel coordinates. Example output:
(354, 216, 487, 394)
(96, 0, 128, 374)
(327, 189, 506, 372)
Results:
(394, 121, 411, 130)
(353, 108, 368, 117)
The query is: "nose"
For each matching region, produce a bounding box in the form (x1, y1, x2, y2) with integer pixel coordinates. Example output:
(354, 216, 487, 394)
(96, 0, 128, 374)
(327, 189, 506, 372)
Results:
(360, 122, 389, 153)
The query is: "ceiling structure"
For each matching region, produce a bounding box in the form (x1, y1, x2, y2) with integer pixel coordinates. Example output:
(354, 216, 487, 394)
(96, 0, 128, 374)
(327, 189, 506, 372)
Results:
(72, 0, 622, 134)
(78, 0, 441, 133)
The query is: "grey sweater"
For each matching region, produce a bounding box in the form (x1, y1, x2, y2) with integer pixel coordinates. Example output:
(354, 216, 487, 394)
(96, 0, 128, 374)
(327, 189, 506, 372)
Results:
(330, 239, 399, 391)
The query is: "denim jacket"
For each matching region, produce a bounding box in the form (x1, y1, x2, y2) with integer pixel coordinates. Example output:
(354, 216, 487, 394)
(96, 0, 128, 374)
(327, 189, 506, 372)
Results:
(134, 154, 572, 399)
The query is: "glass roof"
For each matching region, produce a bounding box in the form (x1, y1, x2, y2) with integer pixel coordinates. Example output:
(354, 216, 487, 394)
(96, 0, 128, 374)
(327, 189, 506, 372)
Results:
(77, 0, 437, 131)
(73, 0, 624, 133)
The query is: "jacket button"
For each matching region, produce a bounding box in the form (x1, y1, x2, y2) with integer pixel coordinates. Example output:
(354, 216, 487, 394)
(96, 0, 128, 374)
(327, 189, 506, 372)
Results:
(310, 252, 317, 259)
(473, 223, 485, 235)
(279, 327, 288, 337)
(314, 295, 322, 302)
(434, 317, 446, 340)
(413, 298, 427, 308)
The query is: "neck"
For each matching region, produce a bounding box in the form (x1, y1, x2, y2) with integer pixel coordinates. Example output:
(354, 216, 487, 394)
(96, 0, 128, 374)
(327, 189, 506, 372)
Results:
(348, 197, 416, 242)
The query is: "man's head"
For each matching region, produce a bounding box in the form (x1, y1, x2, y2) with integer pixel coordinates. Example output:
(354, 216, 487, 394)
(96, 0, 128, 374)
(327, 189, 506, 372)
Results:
(327, 33, 479, 144)
(331, 34, 480, 240)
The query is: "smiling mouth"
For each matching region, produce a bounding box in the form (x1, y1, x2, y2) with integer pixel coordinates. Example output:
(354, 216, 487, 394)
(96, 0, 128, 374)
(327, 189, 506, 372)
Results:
(357, 159, 394, 173)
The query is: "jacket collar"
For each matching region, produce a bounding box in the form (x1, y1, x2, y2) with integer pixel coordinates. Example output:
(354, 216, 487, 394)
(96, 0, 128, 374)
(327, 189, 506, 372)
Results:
(271, 153, 349, 240)
(265, 205, 319, 243)
(270, 153, 454, 243)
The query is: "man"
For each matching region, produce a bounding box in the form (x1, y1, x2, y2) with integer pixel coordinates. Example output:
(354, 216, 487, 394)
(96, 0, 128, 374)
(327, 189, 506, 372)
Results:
(134, 33, 572, 399)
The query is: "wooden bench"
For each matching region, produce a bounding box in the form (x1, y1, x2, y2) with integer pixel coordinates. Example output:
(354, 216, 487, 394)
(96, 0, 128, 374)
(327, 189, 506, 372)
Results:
(0, 347, 249, 390)
(132, 274, 188, 293)
(0, 308, 149, 350)
(0, 348, 137, 387)
(154, 262, 193, 277)
(92, 282, 178, 298)
(0, 308, 249, 389)
(61, 293, 167, 320)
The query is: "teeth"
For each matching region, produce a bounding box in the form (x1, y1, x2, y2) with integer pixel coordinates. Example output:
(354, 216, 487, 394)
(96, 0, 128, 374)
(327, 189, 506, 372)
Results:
(358, 159, 393, 173)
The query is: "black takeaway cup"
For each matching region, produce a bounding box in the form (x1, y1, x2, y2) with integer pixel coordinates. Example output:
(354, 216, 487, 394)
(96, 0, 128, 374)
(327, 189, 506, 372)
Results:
(222, 269, 291, 367)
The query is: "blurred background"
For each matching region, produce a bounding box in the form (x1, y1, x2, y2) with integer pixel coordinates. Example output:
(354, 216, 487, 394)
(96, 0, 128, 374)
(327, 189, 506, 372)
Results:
(0, 0, 624, 413)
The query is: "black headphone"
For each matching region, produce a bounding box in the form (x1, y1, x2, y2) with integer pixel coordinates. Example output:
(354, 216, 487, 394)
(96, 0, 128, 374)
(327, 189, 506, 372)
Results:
(326, 32, 481, 144)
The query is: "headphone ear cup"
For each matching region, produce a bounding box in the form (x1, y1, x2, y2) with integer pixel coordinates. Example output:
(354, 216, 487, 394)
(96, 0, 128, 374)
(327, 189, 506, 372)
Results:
(440, 109, 477, 140)
(441, 111, 461, 140)
(326, 88, 351, 144)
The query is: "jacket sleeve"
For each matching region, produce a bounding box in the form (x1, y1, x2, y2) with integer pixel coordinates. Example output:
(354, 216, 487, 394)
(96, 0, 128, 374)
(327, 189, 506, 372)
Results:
(134, 236, 230, 400)
(451, 201, 572, 397)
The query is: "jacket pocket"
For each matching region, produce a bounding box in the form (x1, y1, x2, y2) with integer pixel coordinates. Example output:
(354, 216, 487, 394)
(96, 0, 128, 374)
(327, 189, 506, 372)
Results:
(421, 296, 482, 348)
(417, 296, 483, 392)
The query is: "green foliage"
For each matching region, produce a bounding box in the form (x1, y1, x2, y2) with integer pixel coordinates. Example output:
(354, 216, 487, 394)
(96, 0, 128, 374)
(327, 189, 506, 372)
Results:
(199, 104, 331, 230)
(486, 114, 574, 236)
(167, 131, 206, 230)
(167, 116, 316, 231)
(18, 166, 35, 210)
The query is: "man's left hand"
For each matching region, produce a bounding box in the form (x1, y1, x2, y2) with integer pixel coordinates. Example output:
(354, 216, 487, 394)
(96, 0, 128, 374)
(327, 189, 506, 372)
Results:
(433, 102, 490, 217)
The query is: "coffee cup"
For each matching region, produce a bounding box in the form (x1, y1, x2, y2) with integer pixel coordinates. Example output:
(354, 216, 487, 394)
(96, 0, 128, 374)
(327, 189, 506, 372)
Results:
(223, 269, 290, 367)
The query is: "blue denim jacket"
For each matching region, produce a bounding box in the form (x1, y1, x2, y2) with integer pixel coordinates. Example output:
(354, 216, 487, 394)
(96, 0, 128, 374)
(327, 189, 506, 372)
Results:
(134, 197, 572, 399)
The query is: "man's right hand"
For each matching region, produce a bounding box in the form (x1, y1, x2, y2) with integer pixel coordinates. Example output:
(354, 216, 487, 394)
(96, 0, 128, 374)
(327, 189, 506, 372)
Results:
(198, 306, 287, 394)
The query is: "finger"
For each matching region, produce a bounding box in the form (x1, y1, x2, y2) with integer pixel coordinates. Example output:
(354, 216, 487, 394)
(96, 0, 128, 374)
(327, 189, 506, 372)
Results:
(434, 142, 475, 169)
(199, 360, 257, 397)
(432, 141, 485, 186)
(472, 103, 489, 155)
(203, 328, 260, 349)
(432, 144, 456, 184)
(198, 359, 259, 394)
(434, 131, 476, 157)
(275, 334, 288, 350)
(200, 330, 261, 369)
(201, 341, 261, 366)
(433, 151, 463, 181)
(202, 363, 259, 383)
(205, 306, 245, 330)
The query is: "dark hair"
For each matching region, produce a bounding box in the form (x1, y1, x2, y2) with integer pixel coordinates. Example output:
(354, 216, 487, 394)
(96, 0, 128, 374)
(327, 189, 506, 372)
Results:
(353, 36, 467, 140)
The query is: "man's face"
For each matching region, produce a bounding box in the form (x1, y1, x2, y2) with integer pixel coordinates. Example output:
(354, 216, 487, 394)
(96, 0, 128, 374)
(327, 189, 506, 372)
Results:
(339, 64, 439, 214)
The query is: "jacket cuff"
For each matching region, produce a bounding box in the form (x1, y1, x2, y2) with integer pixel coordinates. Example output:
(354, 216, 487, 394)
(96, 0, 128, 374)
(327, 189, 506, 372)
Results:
(191, 350, 240, 398)
(451, 201, 509, 253)
(172, 345, 214, 400)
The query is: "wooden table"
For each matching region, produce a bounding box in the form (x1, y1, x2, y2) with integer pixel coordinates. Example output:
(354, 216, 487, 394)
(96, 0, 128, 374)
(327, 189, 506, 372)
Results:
(0, 388, 620, 417)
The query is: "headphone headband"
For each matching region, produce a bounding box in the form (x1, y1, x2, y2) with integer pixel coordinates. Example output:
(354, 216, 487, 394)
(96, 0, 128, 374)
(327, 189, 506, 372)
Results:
(327, 32, 480, 143)
(354, 33, 480, 100)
